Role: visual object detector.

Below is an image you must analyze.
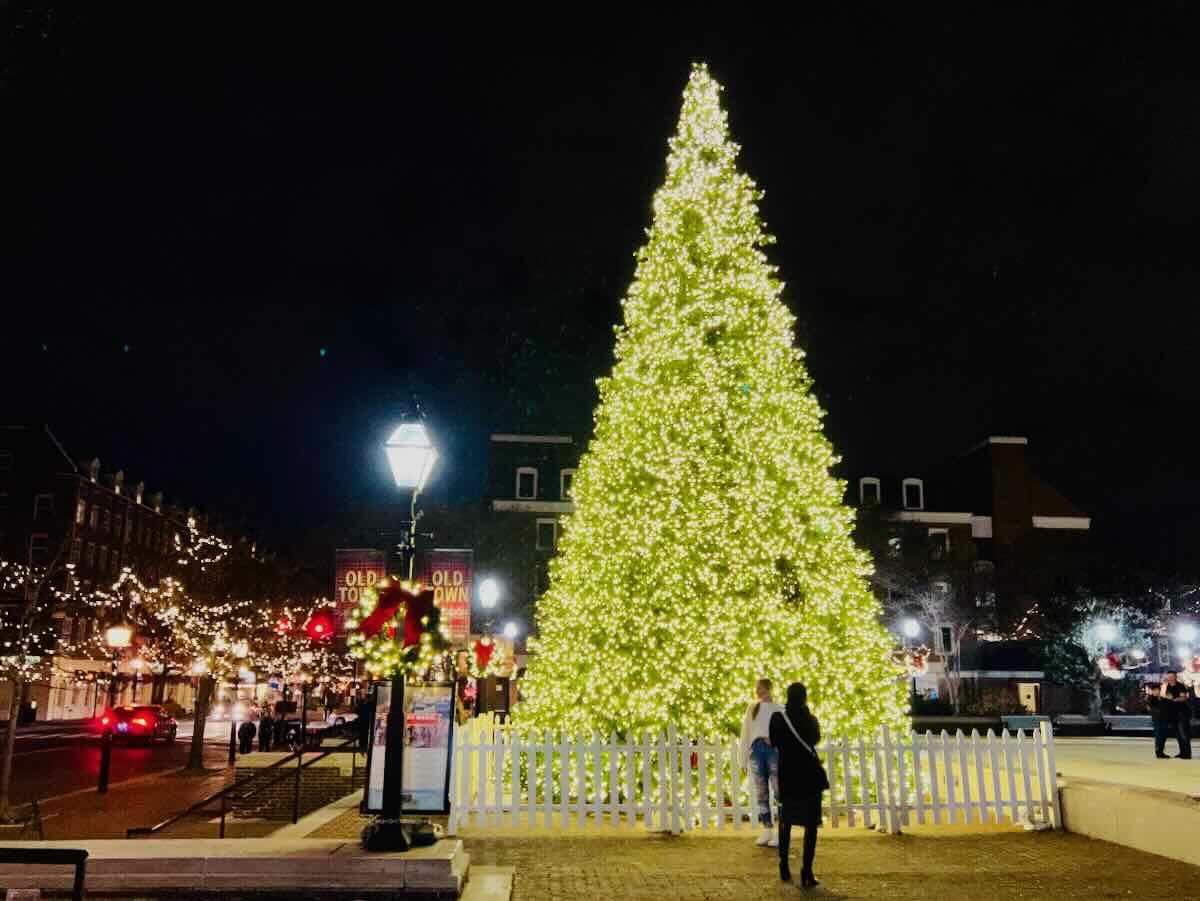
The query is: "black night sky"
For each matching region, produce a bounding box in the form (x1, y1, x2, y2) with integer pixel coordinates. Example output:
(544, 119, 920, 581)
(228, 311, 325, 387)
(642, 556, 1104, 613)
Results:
(4, 6, 1199, 574)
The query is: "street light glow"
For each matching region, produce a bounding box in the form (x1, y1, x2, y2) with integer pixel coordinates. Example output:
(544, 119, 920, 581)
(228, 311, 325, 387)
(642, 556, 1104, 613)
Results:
(900, 618, 920, 639)
(502, 621, 520, 640)
(385, 422, 438, 492)
(1095, 622, 1118, 643)
(479, 577, 500, 609)
(1177, 623, 1198, 643)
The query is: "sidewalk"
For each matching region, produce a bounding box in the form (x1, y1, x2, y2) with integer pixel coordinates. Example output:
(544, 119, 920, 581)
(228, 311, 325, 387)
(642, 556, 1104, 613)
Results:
(308, 811, 1200, 900)
(28, 764, 270, 840)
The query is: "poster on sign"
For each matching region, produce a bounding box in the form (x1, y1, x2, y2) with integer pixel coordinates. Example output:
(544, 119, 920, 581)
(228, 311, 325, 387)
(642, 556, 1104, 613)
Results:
(334, 548, 386, 636)
(361, 681, 455, 815)
(422, 548, 473, 646)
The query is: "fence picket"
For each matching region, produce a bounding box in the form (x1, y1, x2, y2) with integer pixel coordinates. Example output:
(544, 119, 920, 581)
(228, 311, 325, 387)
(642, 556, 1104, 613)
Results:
(926, 732, 942, 825)
(970, 730, 986, 825)
(1031, 726, 1049, 827)
(955, 731, 972, 826)
(987, 730, 1003, 824)
(715, 737, 726, 830)
(892, 728, 908, 829)
(910, 732, 925, 826)
(839, 737, 854, 828)
(697, 736, 710, 829)
(1017, 730, 1035, 825)
(1040, 720, 1060, 829)
(1002, 730, 1019, 823)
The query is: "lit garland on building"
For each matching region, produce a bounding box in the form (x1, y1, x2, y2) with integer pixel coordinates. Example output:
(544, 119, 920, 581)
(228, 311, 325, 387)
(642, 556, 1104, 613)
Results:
(518, 64, 907, 741)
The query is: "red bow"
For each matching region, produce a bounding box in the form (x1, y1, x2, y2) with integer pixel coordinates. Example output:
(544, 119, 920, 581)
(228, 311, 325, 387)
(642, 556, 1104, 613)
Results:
(358, 583, 435, 647)
(474, 638, 494, 671)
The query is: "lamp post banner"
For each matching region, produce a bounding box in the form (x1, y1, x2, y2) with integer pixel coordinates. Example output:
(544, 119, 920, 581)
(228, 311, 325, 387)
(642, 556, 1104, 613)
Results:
(422, 548, 473, 646)
(334, 548, 387, 636)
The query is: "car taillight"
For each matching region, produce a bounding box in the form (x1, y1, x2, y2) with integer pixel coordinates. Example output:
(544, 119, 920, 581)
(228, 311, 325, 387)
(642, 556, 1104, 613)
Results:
(132, 717, 149, 726)
(101, 716, 110, 726)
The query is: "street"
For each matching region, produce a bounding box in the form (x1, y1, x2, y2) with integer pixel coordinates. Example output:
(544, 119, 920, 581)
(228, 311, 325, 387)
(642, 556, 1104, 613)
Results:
(8, 719, 232, 806)
(1055, 734, 1200, 794)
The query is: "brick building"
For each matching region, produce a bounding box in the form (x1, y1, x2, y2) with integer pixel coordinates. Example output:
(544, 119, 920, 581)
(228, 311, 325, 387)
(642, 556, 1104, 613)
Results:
(850, 436, 1091, 713)
(479, 434, 579, 626)
(0, 424, 230, 720)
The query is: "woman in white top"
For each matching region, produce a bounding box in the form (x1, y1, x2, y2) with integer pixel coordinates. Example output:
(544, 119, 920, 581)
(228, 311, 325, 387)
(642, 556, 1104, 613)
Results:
(739, 678, 783, 846)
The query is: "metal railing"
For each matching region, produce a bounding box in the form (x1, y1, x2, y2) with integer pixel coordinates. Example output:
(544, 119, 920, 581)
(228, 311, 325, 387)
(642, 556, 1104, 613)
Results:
(127, 736, 364, 838)
(0, 848, 87, 901)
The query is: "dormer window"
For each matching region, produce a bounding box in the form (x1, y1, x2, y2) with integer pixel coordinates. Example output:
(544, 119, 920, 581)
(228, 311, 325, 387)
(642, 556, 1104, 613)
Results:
(902, 478, 924, 510)
(858, 477, 880, 506)
(516, 466, 538, 500)
(560, 468, 577, 500)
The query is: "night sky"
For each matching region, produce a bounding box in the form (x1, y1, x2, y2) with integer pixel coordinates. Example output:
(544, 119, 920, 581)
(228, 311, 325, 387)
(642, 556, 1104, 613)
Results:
(5, 6, 1199, 574)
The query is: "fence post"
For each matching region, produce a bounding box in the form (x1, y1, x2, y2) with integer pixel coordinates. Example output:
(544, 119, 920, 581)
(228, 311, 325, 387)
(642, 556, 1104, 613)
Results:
(1039, 720, 1061, 829)
(880, 726, 901, 834)
(446, 727, 460, 836)
(667, 724, 682, 835)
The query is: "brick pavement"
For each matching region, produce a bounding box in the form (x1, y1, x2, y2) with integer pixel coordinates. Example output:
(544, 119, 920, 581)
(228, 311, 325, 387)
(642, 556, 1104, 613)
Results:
(310, 810, 1200, 900)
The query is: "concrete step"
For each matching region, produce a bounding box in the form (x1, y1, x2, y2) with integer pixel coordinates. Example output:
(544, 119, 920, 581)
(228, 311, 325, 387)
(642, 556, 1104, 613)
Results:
(0, 837, 468, 896)
(461, 865, 514, 901)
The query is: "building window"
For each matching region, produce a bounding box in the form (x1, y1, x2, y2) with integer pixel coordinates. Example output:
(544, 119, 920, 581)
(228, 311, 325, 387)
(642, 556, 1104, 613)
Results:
(560, 468, 577, 500)
(70, 538, 82, 565)
(33, 493, 53, 519)
(902, 478, 924, 510)
(98, 546, 109, 573)
(936, 624, 956, 655)
(85, 542, 95, 568)
(76, 498, 86, 525)
(928, 528, 949, 561)
(89, 506, 99, 529)
(536, 518, 557, 551)
(516, 467, 538, 500)
(29, 533, 50, 566)
(101, 509, 111, 533)
(859, 477, 881, 506)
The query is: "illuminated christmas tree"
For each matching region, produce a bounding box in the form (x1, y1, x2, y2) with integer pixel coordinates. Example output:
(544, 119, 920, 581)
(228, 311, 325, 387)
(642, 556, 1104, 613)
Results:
(519, 64, 906, 741)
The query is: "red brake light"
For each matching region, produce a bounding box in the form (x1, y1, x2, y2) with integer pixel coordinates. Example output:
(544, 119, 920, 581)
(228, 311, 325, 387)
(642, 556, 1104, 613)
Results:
(101, 716, 110, 725)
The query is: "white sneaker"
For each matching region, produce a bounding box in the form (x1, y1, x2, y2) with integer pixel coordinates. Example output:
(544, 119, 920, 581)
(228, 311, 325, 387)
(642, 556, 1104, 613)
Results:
(767, 832, 779, 848)
(756, 828, 773, 846)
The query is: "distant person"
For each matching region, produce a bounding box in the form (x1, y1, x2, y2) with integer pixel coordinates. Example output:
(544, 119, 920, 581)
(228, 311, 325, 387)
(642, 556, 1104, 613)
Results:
(738, 678, 782, 847)
(1148, 683, 1168, 759)
(259, 709, 274, 752)
(1160, 671, 1193, 759)
(274, 710, 289, 748)
(769, 682, 829, 888)
(237, 718, 256, 755)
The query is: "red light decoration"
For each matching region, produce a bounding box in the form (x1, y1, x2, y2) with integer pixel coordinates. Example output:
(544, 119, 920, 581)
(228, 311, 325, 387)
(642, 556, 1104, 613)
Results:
(305, 610, 336, 641)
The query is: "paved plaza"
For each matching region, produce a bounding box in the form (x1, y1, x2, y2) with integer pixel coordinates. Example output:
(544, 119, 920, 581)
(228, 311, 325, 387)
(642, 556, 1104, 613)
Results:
(306, 809, 1198, 900)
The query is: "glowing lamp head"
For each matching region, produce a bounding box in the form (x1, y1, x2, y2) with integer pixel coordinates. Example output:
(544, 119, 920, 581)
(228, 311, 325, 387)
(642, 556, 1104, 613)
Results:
(1177, 623, 1198, 643)
(900, 618, 920, 640)
(502, 621, 520, 640)
(1131, 647, 1147, 660)
(384, 422, 438, 492)
(479, 578, 500, 610)
(1095, 622, 1118, 643)
(104, 623, 133, 649)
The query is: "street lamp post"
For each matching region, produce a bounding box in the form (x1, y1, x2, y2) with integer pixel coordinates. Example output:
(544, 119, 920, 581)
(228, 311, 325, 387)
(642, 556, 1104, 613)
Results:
(365, 418, 438, 852)
(99, 622, 133, 794)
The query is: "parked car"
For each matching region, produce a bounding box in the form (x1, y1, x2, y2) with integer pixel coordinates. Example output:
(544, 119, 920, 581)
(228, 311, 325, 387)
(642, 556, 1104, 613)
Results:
(98, 705, 178, 744)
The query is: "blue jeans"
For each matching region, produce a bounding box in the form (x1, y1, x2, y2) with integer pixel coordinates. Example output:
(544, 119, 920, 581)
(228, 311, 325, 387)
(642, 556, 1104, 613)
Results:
(749, 738, 779, 826)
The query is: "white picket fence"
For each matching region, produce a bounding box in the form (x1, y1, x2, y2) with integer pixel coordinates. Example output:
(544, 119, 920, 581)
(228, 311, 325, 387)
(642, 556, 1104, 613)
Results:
(446, 719, 1059, 835)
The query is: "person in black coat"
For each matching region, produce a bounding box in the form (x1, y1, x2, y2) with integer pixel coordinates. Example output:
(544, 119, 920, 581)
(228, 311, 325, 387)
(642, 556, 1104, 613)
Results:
(769, 682, 829, 888)
(237, 718, 257, 755)
(258, 709, 274, 752)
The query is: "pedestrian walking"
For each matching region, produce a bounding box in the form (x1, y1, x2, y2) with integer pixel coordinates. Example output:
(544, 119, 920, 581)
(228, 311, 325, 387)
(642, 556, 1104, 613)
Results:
(769, 682, 829, 889)
(259, 709, 274, 752)
(739, 678, 782, 846)
(238, 718, 256, 755)
(1160, 671, 1193, 759)
(1148, 683, 1169, 758)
